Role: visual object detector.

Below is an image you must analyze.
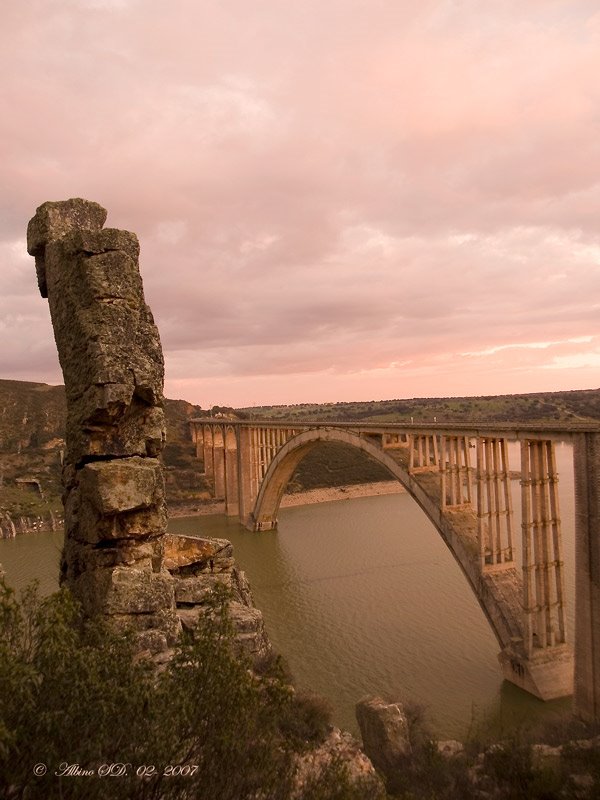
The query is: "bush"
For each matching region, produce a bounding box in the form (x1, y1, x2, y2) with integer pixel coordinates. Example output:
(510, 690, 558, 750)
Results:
(278, 690, 333, 750)
(1, 579, 375, 800)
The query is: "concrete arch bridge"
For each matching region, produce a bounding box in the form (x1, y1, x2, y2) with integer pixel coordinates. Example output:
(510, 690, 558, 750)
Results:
(190, 418, 600, 719)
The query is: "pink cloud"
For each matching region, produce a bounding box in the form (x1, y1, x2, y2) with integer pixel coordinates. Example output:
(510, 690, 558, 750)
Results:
(1, 1, 599, 406)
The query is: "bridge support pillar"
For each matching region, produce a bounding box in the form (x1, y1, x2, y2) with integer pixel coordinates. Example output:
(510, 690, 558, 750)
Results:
(476, 437, 514, 571)
(408, 434, 439, 473)
(213, 442, 225, 499)
(190, 422, 203, 459)
(224, 429, 239, 516)
(203, 426, 214, 478)
(498, 439, 572, 700)
(237, 427, 256, 526)
(574, 433, 600, 721)
(498, 641, 574, 700)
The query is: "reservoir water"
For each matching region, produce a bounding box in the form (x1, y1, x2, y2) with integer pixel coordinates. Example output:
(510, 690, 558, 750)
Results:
(0, 442, 576, 739)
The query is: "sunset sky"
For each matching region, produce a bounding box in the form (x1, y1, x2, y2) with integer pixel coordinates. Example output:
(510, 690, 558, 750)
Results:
(1, 0, 599, 407)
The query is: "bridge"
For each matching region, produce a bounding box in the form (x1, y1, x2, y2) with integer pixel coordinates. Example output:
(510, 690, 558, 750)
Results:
(190, 418, 600, 720)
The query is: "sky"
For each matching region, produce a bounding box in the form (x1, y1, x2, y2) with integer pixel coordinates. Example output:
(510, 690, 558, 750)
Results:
(1, 0, 599, 408)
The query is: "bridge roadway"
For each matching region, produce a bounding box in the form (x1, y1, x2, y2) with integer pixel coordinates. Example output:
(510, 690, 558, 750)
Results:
(190, 418, 600, 722)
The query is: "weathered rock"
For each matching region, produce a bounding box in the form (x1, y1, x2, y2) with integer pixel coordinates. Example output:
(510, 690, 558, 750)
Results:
(27, 199, 107, 297)
(69, 566, 175, 617)
(176, 600, 271, 666)
(80, 458, 164, 515)
(163, 533, 233, 573)
(28, 200, 272, 666)
(355, 695, 411, 778)
(438, 739, 465, 758)
(228, 601, 272, 662)
(293, 728, 384, 799)
(28, 200, 165, 465)
(28, 199, 174, 648)
(173, 573, 236, 604)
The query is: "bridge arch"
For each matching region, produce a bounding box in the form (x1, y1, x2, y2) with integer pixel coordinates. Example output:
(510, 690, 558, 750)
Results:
(251, 426, 520, 652)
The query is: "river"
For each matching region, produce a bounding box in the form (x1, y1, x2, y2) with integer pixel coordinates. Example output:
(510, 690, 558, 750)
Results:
(0, 441, 576, 740)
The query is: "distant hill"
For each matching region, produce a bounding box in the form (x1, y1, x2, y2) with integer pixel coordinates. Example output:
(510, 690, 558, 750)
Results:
(239, 388, 600, 424)
(2, 380, 599, 537)
(238, 388, 600, 495)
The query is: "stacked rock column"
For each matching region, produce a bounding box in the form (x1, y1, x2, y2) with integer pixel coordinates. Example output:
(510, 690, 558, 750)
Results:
(27, 199, 178, 653)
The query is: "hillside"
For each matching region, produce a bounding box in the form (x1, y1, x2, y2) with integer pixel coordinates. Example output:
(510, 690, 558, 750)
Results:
(239, 388, 600, 424)
(249, 389, 600, 496)
(2, 380, 599, 536)
(0, 379, 211, 536)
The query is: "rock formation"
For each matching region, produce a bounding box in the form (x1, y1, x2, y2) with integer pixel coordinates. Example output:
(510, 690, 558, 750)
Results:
(355, 695, 411, 778)
(27, 199, 274, 662)
(163, 533, 271, 664)
(27, 199, 177, 651)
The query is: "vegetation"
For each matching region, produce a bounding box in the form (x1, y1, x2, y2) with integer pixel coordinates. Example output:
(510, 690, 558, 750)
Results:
(286, 442, 390, 494)
(0, 579, 384, 800)
(373, 701, 600, 800)
(240, 388, 600, 425)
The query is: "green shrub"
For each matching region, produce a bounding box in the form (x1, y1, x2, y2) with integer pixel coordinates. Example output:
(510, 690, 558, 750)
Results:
(1, 579, 367, 800)
(278, 689, 333, 749)
(300, 756, 387, 800)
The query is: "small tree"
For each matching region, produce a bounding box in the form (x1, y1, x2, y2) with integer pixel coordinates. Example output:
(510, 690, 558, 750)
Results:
(0, 580, 380, 800)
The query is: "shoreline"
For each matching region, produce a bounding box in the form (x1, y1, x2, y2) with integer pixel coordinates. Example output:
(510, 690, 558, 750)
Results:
(168, 480, 404, 519)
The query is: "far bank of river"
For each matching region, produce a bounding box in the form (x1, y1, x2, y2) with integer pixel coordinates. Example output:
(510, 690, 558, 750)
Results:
(168, 480, 404, 518)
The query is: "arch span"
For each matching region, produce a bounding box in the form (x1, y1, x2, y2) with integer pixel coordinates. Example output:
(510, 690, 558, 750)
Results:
(250, 427, 523, 654)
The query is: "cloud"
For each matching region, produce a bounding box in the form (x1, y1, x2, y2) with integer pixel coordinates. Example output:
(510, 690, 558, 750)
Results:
(1, 1, 599, 404)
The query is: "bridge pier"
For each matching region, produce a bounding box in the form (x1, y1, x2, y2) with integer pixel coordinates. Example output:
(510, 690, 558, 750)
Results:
(496, 439, 572, 700)
(574, 432, 600, 721)
(212, 428, 225, 499)
(224, 427, 239, 516)
(498, 641, 574, 700)
(476, 437, 514, 571)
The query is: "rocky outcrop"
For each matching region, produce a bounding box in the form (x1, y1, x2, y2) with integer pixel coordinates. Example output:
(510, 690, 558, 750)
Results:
(163, 533, 272, 666)
(0, 511, 17, 539)
(293, 728, 384, 798)
(27, 199, 176, 651)
(355, 695, 411, 778)
(25, 199, 271, 661)
(24, 199, 383, 796)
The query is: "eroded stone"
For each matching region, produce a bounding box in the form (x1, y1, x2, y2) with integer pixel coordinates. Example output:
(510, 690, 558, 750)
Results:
(355, 695, 411, 779)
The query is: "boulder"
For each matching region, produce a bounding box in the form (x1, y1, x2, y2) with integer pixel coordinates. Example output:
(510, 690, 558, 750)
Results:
(355, 695, 411, 777)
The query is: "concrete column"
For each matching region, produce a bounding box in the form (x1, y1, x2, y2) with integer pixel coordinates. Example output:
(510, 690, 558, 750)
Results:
(190, 422, 203, 459)
(203, 426, 214, 478)
(259, 427, 266, 480)
(574, 433, 600, 721)
(521, 440, 567, 652)
(224, 428, 239, 516)
(238, 426, 255, 526)
(502, 438, 514, 561)
(477, 437, 514, 572)
(442, 436, 472, 511)
(213, 428, 225, 499)
(251, 427, 259, 498)
(440, 436, 447, 509)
